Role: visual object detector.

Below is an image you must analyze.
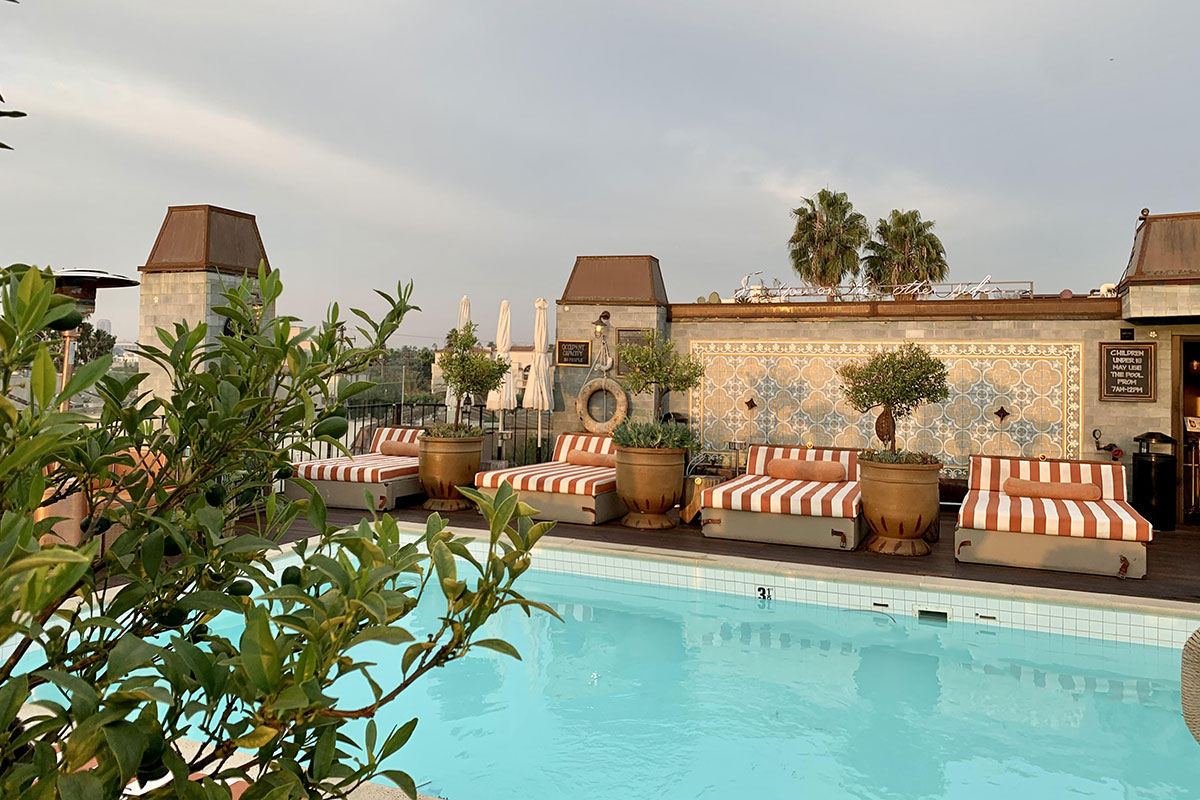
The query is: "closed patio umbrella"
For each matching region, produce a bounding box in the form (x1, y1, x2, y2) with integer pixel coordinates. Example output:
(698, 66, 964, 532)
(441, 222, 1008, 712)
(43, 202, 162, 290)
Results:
(521, 297, 553, 461)
(486, 300, 517, 458)
(445, 295, 471, 422)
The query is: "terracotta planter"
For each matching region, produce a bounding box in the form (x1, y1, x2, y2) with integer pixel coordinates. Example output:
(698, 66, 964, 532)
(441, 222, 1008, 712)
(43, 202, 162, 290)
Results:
(615, 446, 686, 530)
(419, 436, 484, 511)
(859, 460, 942, 556)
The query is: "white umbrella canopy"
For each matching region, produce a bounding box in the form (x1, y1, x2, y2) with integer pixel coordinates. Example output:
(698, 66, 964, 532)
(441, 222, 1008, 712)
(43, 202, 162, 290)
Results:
(485, 300, 516, 412)
(445, 295, 471, 418)
(522, 298, 553, 459)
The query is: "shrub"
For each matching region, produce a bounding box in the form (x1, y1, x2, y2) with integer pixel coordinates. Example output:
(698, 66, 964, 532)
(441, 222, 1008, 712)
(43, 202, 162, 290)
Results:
(617, 331, 704, 421)
(611, 420, 697, 450)
(437, 322, 508, 430)
(838, 342, 949, 456)
(0, 264, 551, 798)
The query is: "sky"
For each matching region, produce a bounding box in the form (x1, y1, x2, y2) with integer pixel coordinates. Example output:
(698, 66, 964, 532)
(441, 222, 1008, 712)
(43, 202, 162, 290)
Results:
(2, 1, 1198, 345)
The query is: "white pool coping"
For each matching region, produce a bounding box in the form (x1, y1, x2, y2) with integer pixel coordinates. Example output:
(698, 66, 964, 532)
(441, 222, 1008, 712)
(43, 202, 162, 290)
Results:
(375, 519, 1200, 650)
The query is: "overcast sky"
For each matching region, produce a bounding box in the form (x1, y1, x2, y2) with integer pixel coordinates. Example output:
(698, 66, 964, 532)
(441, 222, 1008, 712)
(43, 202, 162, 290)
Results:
(3, 1, 1198, 344)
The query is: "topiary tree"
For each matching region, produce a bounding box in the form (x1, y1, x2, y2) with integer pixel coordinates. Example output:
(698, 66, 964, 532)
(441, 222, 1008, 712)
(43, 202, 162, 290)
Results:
(435, 321, 508, 434)
(0, 264, 551, 798)
(616, 330, 705, 422)
(837, 342, 949, 457)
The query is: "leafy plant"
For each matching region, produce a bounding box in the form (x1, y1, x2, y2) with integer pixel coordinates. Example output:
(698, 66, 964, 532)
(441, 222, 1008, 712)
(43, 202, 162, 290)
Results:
(861, 209, 948, 290)
(37, 320, 117, 369)
(611, 420, 697, 451)
(788, 188, 870, 295)
(616, 331, 704, 421)
(0, 264, 551, 798)
(838, 342, 949, 455)
(425, 422, 484, 438)
(437, 322, 508, 431)
(856, 449, 941, 465)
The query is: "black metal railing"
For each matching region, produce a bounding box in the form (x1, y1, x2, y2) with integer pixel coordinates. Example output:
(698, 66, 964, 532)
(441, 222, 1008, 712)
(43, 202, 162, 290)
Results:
(317, 402, 551, 466)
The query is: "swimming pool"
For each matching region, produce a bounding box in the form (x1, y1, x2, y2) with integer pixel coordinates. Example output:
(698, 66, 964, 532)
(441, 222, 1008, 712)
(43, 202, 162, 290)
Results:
(236, 540, 1200, 799)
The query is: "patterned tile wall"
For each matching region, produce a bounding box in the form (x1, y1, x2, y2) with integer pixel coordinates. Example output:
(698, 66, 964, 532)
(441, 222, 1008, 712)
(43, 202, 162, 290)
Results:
(687, 340, 1083, 477)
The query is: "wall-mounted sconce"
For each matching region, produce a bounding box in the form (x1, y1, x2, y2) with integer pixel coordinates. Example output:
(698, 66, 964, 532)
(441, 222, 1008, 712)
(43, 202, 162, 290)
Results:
(1189, 359, 1200, 374)
(592, 310, 610, 337)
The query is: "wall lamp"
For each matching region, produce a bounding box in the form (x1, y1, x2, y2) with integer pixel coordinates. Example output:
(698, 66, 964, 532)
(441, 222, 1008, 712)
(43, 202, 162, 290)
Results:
(592, 310, 610, 337)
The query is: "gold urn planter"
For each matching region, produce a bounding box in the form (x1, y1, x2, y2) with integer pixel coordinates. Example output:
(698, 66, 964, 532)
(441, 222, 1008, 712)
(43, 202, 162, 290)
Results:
(615, 446, 687, 530)
(859, 460, 942, 556)
(419, 436, 484, 512)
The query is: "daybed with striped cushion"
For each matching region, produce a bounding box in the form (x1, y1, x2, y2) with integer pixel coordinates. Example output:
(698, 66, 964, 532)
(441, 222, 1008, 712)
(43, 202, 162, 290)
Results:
(954, 455, 1153, 578)
(286, 426, 424, 511)
(700, 445, 866, 550)
(474, 433, 624, 525)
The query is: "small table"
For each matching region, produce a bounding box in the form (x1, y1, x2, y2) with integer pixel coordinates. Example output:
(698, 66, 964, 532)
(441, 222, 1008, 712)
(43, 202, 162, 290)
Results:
(680, 474, 728, 525)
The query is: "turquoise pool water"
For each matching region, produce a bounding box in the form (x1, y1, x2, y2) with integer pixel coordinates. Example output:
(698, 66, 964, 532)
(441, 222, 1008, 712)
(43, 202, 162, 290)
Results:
(222, 568, 1200, 799)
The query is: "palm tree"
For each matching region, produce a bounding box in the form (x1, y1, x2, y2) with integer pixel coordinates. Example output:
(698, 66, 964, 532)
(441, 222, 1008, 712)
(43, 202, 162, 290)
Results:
(862, 209, 948, 291)
(788, 189, 870, 297)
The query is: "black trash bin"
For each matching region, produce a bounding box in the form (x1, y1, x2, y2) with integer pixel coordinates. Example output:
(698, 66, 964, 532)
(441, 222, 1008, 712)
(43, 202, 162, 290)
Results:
(1131, 431, 1177, 532)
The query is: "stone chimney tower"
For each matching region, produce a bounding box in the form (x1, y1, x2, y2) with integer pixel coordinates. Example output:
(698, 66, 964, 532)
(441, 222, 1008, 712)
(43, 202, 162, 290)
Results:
(137, 205, 271, 398)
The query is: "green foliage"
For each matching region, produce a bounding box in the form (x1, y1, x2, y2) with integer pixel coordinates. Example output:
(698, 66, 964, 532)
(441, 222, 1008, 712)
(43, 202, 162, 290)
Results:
(424, 422, 484, 438)
(611, 420, 697, 450)
(857, 449, 941, 465)
(37, 321, 117, 370)
(861, 209, 948, 289)
(0, 264, 550, 798)
(352, 346, 436, 405)
(838, 342, 949, 454)
(616, 331, 705, 420)
(788, 188, 870, 292)
(437, 323, 508, 429)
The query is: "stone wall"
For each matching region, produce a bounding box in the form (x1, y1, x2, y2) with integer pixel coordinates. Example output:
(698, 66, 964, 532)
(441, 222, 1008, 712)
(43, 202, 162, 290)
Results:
(550, 301, 667, 436)
(553, 299, 1200, 472)
(138, 270, 266, 399)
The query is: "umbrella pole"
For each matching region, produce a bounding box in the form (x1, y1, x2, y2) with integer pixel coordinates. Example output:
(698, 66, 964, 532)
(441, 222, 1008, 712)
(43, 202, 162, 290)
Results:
(497, 410, 504, 461)
(536, 412, 544, 462)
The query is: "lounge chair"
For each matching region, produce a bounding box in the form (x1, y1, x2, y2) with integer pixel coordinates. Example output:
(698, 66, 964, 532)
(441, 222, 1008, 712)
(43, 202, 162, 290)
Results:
(700, 445, 867, 550)
(474, 433, 624, 525)
(287, 426, 424, 511)
(954, 454, 1152, 578)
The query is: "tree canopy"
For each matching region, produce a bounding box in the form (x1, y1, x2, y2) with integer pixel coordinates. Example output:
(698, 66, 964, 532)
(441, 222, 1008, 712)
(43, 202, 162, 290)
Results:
(788, 189, 870, 293)
(861, 209, 948, 290)
(838, 342, 949, 453)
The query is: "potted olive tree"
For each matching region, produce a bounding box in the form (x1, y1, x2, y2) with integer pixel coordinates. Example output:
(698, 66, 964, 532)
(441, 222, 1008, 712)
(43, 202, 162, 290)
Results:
(422, 322, 508, 510)
(838, 342, 949, 555)
(612, 332, 704, 529)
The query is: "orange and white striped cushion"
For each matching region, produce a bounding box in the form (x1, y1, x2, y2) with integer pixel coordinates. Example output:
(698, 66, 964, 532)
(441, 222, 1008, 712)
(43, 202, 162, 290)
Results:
(295, 453, 419, 483)
(702, 473, 861, 518)
(476, 462, 616, 497)
(745, 445, 859, 481)
(967, 455, 1126, 501)
(551, 433, 615, 462)
(369, 426, 423, 453)
(957, 490, 1152, 542)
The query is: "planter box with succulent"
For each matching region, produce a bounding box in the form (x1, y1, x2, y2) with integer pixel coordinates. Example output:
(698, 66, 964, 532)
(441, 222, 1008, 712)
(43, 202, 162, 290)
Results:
(611, 333, 705, 529)
(838, 342, 949, 556)
(422, 322, 508, 510)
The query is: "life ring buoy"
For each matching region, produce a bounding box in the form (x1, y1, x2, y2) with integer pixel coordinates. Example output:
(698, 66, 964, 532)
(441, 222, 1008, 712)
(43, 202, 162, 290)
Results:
(576, 377, 628, 434)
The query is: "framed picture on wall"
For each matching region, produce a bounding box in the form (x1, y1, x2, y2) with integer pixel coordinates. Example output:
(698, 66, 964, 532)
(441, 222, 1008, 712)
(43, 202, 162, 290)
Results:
(616, 328, 652, 376)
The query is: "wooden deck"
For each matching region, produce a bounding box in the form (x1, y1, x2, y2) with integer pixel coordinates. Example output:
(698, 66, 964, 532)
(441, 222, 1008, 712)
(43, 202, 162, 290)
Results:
(278, 498, 1200, 605)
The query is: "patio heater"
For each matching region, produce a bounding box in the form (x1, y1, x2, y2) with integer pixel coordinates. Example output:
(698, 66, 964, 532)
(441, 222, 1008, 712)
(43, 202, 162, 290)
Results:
(52, 269, 140, 411)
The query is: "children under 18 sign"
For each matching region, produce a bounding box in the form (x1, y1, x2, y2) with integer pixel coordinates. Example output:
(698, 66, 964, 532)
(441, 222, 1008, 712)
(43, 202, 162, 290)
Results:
(1100, 342, 1155, 401)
